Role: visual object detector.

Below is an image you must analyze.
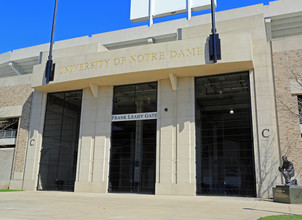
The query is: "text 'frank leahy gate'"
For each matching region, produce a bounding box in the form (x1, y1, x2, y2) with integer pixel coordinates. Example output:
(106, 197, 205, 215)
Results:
(109, 82, 157, 194)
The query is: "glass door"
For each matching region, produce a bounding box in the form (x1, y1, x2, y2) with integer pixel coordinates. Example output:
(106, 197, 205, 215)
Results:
(38, 90, 82, 191)
(195, 72, 256, 196)
(109, 82, 157, 194)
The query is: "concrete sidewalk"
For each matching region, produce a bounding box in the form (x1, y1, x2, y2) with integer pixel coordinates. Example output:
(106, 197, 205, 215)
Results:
(0, 191, 301, 220)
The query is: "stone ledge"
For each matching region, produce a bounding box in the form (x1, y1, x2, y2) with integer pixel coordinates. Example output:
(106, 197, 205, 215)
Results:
(273, 185, 302, 204)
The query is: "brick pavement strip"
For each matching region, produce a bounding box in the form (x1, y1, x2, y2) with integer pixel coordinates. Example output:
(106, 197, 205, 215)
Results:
(0, 192, 301, 220)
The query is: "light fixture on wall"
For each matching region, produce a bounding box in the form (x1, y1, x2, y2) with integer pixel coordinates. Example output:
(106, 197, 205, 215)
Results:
(147, 97, 151, 104)
(229, 108, 234, 114)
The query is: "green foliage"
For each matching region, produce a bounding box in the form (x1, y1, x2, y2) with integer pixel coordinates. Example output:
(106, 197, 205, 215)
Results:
(258, 215, 302, 220)
(0, 189, 22, 192)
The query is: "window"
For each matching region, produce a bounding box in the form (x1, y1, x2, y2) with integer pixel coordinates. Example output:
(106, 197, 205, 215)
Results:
(0, 118, 18, 148)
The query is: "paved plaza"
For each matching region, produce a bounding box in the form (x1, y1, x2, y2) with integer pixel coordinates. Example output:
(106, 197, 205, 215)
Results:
(0, 191, 301, 219)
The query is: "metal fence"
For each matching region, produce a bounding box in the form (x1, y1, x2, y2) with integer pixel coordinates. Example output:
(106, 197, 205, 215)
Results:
(0, 129, 17, 139)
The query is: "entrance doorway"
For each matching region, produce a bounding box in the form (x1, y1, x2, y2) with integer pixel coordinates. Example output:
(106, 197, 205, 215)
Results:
(109, 82, 157, 194)
(195, 72, 256, 196)
(37, 90, 82, 191)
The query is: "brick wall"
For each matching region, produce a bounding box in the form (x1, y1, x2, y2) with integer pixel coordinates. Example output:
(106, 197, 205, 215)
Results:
(0, 148, 14, 189)
(0, 84, 33, 182)
(273, 49, 302, 183)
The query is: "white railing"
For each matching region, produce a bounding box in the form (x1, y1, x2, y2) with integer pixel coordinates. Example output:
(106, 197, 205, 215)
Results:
(0, 129, 17, 139)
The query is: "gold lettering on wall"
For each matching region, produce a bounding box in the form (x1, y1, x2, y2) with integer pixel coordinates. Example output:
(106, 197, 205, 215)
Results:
(159, 52, 165, 60)
(58, 46, 204, 74)
(197, 47, 203, 55)
(104, 59, 110, 67)
(130, 56, 136, 63)
(152, 53, 157, 61)
(114, 58, 120, 65)
(121, 57, 126, 64)
(138, 55, 144, 62)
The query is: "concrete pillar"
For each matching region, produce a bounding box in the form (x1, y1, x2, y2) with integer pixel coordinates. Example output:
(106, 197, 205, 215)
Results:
(74, 86, 113, 193)
(156, 77, 196, 196)
(22, 90, 47, 190)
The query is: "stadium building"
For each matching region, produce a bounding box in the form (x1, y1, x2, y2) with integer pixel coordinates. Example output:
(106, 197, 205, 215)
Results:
(0, 0, 301, 198)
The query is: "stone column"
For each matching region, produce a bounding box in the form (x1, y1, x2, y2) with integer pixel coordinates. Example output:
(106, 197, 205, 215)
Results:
(156, 77, 196, 196)
(74, 86, 113, 193)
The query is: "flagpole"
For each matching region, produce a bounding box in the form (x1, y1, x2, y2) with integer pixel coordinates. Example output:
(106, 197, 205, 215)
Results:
(45, 0, 58, 83)
(208, 0, 221, 63)
(211, 0, 217, 63)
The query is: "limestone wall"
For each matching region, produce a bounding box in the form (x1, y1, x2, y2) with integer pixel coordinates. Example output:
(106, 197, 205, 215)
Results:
(75, 87, 113, 193)
(155, 77, 196, 196)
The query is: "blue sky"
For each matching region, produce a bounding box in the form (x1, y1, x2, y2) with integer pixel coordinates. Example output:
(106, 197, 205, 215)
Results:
(0, 0, 275, 54)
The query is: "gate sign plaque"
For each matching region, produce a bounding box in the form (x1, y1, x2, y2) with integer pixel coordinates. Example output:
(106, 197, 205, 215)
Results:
(112, 112, 157, 122)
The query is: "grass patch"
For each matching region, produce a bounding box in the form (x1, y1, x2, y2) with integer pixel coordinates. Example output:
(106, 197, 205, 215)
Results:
(0, 189, 22, 192)
(258, 215, 302, 220)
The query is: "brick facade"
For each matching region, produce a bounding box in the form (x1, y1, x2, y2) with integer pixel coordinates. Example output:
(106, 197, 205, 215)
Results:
(273, 49, 302, 183)
(0, 84, 33, 182)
